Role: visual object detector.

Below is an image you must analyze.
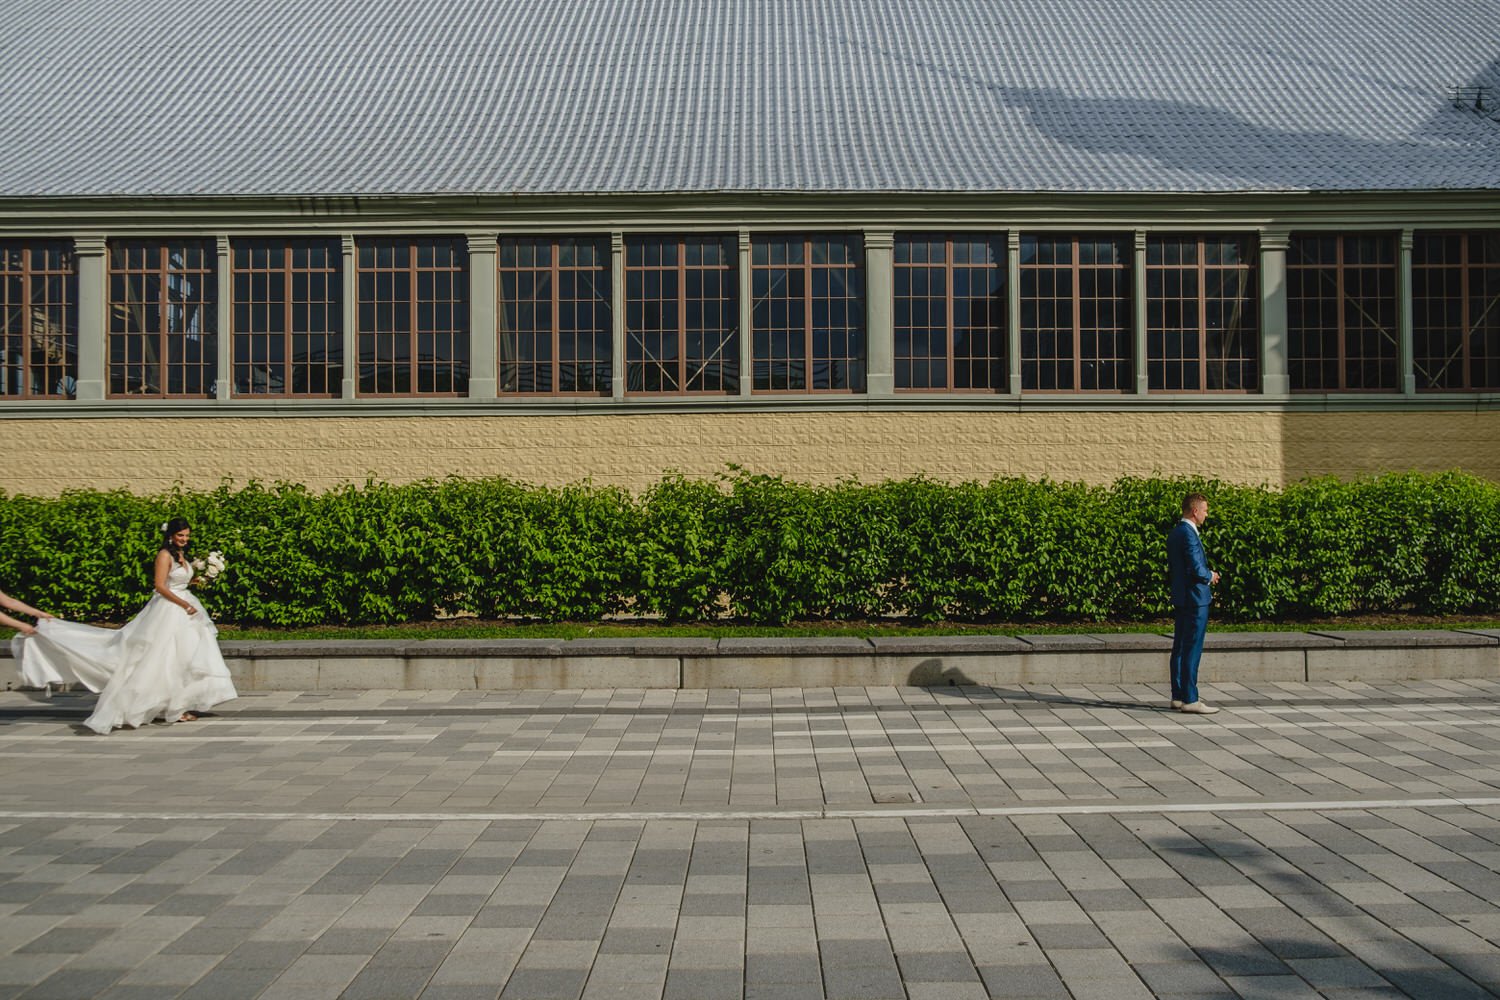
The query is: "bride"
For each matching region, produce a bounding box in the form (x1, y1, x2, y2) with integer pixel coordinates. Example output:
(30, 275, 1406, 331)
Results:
(15, 518, 238, 734)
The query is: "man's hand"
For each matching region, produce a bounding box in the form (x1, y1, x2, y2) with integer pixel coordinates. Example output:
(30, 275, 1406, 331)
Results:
(1211, 571, 1221, 585)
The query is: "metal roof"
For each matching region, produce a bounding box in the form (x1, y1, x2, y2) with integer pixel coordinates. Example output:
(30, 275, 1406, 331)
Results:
(1, 0, 1498, 197)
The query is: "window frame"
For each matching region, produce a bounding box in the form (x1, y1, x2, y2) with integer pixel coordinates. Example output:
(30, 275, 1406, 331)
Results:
(750, 232, 866, 394)
(230, 238, 343, 399)
(106, 238, 217, 399)
(0, 240, 78, 400)
(622, 234, 739, 396)
(1413, 229, 1500, 393)
(498, 235, 613, 397)
(1019, 233, 1133, 393)
(1145, 232, 1260, 394)
(893, 233, 1007, 393)
(1288, 232, 1400, 393)
(355, 236, 469, 398)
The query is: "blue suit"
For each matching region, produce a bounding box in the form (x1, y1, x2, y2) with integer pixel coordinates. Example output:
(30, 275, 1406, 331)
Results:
(1166, 519, 1213, 704)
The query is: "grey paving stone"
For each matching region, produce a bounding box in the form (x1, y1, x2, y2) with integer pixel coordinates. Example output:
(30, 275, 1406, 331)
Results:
(895, 950, 980, 982)
(499, 968, 590, 999)
(533, 910, 612, 941)
(94, 987, 175, 1000)
(161, 926, 258, 955)
(1381, 967, 1499, 1000)
(681, 893, 746, 917)
(472, 905, 551, 928)
(820, 940, 904, 998)
(16, 969, 125, 1000)
(664, 967, 742, 1000)
(174, 966, 284, 1000)
(1193, 947, 1292, 978)
(1027, 923, 1112, 950)
(413, 893, 491, 917)
(0, 884, 56, 904)
(216, 940, 309, 969)
(146, 894, 234, 916)
(1131, 961, 1231, 993)
(16, 927, 115, 954)
(599, 928, 675, 955)
(419, 987, 508, 1000)
(746, 953, 822, 984)
(744, 984, 827, 1000)
(342, 965, 436, 1000)
(975, 963, 1070, 998)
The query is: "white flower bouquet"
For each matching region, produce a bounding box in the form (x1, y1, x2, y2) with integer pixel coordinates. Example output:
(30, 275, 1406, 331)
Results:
(190, 550, 226, 584)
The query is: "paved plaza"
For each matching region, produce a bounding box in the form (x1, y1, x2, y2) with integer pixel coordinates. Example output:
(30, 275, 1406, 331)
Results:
(1, 677, 1500, 998)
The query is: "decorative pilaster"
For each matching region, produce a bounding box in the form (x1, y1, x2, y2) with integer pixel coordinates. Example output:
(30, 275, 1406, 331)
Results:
(1399, 228, 1416, 395)
(340, 235, 358, 399)
(738, 230, 753, 396)
(72, 235, 107, 401)
(215, 235, 232, 401)
(1134, 230, 1149, 394)
(864, 229, 895, 397)
(611, 232, 626, 400)
(1007, 231, 1022, 395)
(466, 233, 499, 400)
(1258, 229, 1291, 396)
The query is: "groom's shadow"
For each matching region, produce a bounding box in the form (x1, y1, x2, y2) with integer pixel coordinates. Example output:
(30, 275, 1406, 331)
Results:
(905, 661, 1178, 712)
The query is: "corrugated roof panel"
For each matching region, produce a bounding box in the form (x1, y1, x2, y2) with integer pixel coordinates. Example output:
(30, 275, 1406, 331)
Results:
(0, 0, 1496, 197)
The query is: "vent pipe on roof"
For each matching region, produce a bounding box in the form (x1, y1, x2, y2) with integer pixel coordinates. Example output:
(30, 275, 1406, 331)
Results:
(1449, 85, 1490, 112)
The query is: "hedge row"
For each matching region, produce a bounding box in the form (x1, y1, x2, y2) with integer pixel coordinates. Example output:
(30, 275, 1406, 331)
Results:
(0, 471, 1497, 625)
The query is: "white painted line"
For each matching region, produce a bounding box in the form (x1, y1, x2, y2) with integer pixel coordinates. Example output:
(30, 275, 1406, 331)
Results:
(0, 795, 1498, 823)
(486, 740, 1172, 760)
(0, 734, 433, 743)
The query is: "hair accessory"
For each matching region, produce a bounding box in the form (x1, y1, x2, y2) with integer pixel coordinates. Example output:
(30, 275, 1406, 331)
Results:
(159, 522, 168, 533)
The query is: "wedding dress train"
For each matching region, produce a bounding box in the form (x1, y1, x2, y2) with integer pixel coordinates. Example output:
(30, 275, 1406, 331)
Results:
(13, 559, 237, 733)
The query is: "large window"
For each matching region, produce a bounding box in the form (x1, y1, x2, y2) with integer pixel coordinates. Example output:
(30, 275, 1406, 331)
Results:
(624, 235, 737, 393)
(1413, 231, 1500, 392)
(1, 241, 76, 398)
(500, 237, 612, 395)
(894, 234, 1006, 391)
(1288, 234, 1398, 392)
(1146, 234, 1259, 392)
(108, 240, 216, 397)
(1019, 235, 1130, 391)
(752, 234, 864, 392)
(231, 240, 342, 397)
(356, 238, 468, 396)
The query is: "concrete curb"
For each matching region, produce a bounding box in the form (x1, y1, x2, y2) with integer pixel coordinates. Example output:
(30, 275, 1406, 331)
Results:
(7, 629, 1499, 690)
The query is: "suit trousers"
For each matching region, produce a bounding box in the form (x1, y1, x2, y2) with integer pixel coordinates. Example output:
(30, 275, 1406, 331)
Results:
(1170, 603, 1210, 705)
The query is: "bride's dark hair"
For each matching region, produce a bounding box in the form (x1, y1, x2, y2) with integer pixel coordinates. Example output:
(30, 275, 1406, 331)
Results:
(159, 517, 192, 563)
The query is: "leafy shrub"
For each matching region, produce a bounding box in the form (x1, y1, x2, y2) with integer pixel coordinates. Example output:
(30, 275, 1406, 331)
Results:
(1, 471, 1496, 626)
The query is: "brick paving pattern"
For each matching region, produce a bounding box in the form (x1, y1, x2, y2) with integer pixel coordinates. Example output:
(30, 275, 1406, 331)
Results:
(0, 678, 1498, 997)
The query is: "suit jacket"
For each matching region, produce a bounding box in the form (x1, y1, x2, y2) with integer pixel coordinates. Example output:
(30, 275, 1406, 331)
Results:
(1167, 519, 1213, 608)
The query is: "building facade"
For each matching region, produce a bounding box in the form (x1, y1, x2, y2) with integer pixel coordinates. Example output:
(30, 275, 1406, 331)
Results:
(2, 1, 1498, 493)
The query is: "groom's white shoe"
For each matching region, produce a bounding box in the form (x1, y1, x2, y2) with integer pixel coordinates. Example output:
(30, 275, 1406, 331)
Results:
(1178, 701, 1220, 715)
(1170, 700, 1184, 709)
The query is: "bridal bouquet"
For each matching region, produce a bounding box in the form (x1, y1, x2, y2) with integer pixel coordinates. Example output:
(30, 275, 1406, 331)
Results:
(191, 550, 226, 584)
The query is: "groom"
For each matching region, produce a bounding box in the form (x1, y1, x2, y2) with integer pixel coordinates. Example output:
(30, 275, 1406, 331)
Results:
(1167, 492, 1220, 715)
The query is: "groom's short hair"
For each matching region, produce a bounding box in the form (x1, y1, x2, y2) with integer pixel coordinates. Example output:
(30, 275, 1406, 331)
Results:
(1181, 492, 1207, 515)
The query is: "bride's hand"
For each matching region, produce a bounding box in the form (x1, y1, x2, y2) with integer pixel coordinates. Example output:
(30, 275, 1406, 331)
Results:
(182, 604, 197, 616)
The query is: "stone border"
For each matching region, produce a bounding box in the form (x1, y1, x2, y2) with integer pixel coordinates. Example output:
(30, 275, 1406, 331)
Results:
(7, 630, 1498, 690)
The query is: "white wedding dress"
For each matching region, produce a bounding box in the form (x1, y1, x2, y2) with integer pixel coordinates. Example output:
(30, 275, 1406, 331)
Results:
(13, 559, 238, 734)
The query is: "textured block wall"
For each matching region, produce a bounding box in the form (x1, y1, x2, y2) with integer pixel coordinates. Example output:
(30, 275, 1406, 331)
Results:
(3, 410, 1497, 494)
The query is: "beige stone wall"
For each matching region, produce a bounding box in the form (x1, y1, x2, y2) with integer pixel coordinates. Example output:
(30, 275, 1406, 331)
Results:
(5, 409, 1498, 495)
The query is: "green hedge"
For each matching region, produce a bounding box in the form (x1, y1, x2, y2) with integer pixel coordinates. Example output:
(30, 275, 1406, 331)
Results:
(1, 471, 1497, 626)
